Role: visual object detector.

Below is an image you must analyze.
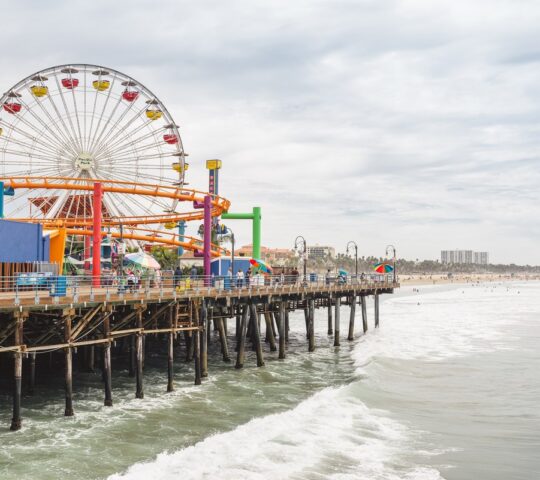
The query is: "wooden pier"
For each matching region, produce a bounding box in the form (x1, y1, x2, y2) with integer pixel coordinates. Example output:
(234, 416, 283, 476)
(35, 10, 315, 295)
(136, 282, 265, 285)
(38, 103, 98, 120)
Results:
(0, 279, 397, 431)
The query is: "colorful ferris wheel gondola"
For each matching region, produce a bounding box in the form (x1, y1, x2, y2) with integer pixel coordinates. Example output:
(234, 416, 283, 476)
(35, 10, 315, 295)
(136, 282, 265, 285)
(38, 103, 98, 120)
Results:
(145, 99, 163, 120)
(121, 80, 139, 102)
(92, 68, 110, 91)
(3, 92, 22, 114)
(30, 75, 49, 98)
(61, 67, 80, 89)
(163, 123, 179, 144)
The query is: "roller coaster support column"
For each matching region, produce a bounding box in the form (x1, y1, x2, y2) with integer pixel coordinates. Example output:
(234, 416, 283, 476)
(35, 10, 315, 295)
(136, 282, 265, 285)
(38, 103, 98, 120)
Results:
(177, 221, 186, 257)
(92, 182, 103, 287)
(203, 195, 212, 285)
(221, 207, 261, 260)
(0, 181, 4, 218)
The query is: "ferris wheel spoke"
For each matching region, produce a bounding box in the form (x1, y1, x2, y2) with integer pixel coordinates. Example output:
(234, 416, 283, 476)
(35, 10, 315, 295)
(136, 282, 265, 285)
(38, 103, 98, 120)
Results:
(99, 167, 166, 184)
(7, 97, 76, 156)
(95, 127, 164, 160)
(105, 151, 172, 165)
(44, 90, 83, 153)
(87, 93, 124, 155)
(0, 145, 73, 166)
(53, 78, 84, 152)
(0, 118, 73, 158)
(91, 103, 149, 158)
(86, 73, 119, 154)
(59, 75, 85, 155)
(0, 124, 74, 161)
(20, 89, 79, 156)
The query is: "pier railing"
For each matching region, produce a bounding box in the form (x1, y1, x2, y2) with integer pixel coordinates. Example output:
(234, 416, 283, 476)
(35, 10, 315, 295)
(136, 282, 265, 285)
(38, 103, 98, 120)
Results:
(0, 272, 397, 307)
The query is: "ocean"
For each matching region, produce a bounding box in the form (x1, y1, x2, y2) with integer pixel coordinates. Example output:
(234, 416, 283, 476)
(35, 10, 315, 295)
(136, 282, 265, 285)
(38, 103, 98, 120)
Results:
(1, 282, 539, 479)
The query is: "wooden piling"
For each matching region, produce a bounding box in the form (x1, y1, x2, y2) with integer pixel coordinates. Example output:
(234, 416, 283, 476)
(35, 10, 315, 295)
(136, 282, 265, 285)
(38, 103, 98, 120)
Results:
(327, 296, 333, 335)
(334, 296, 341, 347)
(308, 298, 315, 352)
(135, 308, 144, 399)
(361, 295, 368, 334)
(250, 303, 265, 367)
(200, 300, 208, 378)
(235, 304, 249, 369)
(263, 310, 277, 352)
(10, 315, 23, 431)
(348, 295, 356, 341)
(374, 292, 380, 328)
(64, 313, 74, 417)
(167, 305, 174, 392)
(103, 313, 113, 407)
(193, 327, 202, 386)
(87, 345, 95, 373)
(216, 309, 231, 362)
(278, 301, 286, 359)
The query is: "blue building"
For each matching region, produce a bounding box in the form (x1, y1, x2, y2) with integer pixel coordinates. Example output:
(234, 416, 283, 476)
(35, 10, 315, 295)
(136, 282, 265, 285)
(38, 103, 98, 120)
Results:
(0, 220, 50, 262)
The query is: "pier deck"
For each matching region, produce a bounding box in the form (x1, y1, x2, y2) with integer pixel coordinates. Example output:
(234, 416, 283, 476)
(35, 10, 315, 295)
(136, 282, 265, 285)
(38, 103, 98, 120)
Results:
(0, 277, 398, 431)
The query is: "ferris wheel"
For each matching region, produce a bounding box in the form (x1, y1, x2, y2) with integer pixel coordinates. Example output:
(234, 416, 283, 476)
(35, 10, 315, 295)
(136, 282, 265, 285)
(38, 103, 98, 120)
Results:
(0, 64, 187, 222)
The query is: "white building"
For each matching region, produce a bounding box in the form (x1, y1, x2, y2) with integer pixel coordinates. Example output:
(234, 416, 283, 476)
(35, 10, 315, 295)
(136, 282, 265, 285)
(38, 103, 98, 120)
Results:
(441, 250, 489, 265)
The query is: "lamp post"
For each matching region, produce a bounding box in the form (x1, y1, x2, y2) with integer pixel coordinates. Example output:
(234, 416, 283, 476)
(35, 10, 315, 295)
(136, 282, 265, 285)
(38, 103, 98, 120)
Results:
(386, 244, 397, 283)
(346, 241, 358, 282)
(294, 236, 307, 283)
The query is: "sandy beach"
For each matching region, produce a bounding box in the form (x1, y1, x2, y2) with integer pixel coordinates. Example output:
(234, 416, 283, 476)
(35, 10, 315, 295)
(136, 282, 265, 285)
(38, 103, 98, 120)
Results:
(398, 273, 540, 286)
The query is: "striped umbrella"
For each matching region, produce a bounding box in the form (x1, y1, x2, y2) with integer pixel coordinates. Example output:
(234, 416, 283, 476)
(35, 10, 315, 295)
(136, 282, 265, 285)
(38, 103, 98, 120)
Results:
(373, 262, 393, 273)
(249, 258, 272, 274)
(125, 252, 161, 270)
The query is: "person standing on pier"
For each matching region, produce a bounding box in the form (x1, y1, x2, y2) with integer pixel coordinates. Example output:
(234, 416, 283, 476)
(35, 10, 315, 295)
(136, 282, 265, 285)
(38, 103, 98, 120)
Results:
(174, 265, 182, 288)
(236, 269, 244, 288)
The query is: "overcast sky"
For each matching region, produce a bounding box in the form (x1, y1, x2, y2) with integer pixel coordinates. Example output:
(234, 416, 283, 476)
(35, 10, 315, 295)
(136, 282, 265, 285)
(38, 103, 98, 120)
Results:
(1, 0, 539, 264)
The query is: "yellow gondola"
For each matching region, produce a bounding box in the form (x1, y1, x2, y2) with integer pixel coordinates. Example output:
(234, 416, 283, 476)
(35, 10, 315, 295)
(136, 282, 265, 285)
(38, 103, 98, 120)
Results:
(30, 85, 48, 98)
(172, 162, 189, 173)
(164, 222, 177, 230)
(93, 80, 110, 91)
(146, 109, 163, 120)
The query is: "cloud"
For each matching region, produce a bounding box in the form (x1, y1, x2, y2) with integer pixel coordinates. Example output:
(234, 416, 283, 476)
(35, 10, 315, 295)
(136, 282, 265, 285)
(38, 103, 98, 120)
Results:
(0, 0, 539, 263)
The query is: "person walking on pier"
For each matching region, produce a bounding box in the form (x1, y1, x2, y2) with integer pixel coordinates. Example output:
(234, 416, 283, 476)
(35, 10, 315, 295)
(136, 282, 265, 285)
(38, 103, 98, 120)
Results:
(174, 265, 182, 288)
(236, 269, 244, 288)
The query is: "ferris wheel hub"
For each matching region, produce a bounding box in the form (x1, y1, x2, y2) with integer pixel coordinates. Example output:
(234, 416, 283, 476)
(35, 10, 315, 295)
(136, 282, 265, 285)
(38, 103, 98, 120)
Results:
(74, 153, 95, 172)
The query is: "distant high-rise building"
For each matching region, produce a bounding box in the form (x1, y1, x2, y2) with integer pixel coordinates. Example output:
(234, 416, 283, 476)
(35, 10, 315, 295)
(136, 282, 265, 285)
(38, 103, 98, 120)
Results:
(441, 250, 489, 265)
(474, 251, 489, 265)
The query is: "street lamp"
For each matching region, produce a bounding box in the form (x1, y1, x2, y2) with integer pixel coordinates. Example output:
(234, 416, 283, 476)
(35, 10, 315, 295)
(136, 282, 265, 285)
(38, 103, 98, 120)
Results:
(294, 236, 307, 283)
(386, 244, 397, 283)
(346, 241, 358, 282)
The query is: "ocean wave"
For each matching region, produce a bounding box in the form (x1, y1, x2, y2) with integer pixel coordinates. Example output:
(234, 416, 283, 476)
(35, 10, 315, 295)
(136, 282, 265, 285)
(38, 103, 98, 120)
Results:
(109, 384, 443, 480)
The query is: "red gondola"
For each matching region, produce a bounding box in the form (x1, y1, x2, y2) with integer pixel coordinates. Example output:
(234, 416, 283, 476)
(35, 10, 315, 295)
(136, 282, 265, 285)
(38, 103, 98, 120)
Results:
(62, 78, 79, 89)
(163, 134, 178, 144)
(122, 90, 139, 102)
(4, 103, 22, 114)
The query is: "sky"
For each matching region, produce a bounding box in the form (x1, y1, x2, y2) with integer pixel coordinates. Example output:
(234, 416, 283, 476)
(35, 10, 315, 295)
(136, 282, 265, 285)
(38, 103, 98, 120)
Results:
(1, 0, 539, 264)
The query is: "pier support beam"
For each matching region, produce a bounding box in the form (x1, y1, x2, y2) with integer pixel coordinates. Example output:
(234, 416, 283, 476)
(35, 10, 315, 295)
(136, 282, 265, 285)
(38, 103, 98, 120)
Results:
(348, 295, 356, 341)
(64, 313, 74, 417)
(278, 301, 286, 359)
(334, 297, 341, 347)
(361, 295, 368, 334)
(264, 310, 277, 352)
(374, 293, 380, 328)
(194, 326, 202, 385)
(167, 305, 175, 392)
(10, 314, 24, 431)
(250, 303, 265, 367)
(217, 309, 231, 362)
(308, 298, 315, 352)
(200, 300, 208, 378)
(327, 297, 333, 335)
(135, 308, 144, 399)
(235, 304, 249, 369)
(103, 312, 113, 407)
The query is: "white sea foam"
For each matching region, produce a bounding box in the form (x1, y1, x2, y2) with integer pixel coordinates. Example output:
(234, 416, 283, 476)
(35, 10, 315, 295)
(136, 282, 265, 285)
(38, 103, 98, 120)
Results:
(109, 384, 443, 480)
(352, 283, 528, 370)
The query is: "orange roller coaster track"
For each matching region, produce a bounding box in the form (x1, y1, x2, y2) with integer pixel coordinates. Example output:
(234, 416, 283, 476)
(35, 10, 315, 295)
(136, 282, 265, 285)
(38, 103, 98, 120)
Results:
(0, 176, 231, 255)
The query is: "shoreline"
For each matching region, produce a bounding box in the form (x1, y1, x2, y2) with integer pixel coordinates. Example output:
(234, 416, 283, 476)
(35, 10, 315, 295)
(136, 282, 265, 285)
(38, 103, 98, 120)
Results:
(398, 273, 540, 286)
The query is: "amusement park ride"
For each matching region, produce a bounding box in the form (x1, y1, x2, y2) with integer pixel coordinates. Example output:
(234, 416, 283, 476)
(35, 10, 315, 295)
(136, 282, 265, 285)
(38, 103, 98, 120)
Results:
(0, 64, 249, 278)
